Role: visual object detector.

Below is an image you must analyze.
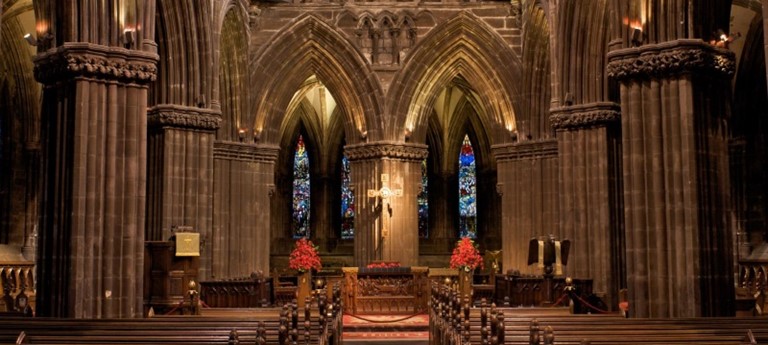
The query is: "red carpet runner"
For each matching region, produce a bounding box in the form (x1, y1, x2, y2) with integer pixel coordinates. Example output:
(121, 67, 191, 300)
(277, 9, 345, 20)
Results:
(342, 314, 429, 345)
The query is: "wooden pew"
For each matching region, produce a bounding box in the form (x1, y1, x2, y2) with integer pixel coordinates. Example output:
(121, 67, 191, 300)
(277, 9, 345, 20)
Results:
(430, 283, 768, 345)
(6, 284, 343, 345)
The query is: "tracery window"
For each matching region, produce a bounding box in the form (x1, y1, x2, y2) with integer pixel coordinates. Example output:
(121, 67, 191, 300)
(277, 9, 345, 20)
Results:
(458, 134, 477, 238)
(418, 158, 429, 238)
(340, 155, 355, 239)
(292, 135, 311, 238)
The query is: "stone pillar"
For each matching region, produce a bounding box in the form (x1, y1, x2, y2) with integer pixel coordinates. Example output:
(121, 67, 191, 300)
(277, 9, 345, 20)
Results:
(550, 102, 624, 311)
(212, 142, 278, 278)
(146, 105, 220, 279)
(345, 142, 427, 266)
(493, 140, 559, 275)
(34, 43, 158, 317)
(607, 39, 735, 317)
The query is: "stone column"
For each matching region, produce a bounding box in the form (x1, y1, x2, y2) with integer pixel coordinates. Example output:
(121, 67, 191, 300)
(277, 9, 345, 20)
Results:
(146, 105, 221, 279)
(212, 142, 278, 278)
(608, 40, 735, 317)
(34, 43, 158, 318)
(345, 142, 427, 266)
(550, 102, 624, 311)
(493, 140, 559, 275)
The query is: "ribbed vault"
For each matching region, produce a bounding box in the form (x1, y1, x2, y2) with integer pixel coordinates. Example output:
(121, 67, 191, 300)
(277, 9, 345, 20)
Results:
(251, 14, 382, 145)
(390, 12, 522, 145)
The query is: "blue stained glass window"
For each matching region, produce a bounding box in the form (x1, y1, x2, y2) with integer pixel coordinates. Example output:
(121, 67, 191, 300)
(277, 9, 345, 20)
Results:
(292, 135, 311, 238)
(458, 134, 477, 238)
(340, 155, 355, 239)
(418, 158, 429, 238)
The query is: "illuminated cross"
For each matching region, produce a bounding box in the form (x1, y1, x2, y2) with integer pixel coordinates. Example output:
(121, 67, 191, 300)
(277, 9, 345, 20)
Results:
(366, 174, 403, 204)
(367, 174, 402, 240)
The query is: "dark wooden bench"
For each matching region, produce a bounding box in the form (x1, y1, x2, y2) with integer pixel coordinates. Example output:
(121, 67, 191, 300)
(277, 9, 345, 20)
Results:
(5, 285, 343, 345)
(430, 283, 768, 345)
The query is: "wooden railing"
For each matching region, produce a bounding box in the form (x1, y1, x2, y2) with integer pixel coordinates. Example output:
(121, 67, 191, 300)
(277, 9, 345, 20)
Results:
(738, 259, 768, 314)
(199, 276, 273, 308)
(0, 260, 35, 315)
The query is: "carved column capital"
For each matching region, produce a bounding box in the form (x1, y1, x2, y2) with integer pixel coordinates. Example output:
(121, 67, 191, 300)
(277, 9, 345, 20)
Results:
(549, 102, 621, 130)
(34, 42, 158, 84)
(607, 39, 735, 81)
(148, 104, 222, 131)
(344, 141, 428, 162)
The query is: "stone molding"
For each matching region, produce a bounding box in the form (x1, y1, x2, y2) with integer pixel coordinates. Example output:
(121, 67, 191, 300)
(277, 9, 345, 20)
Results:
(607, 39, 735, 81)
(345, 141, 428, 161)
(492, 139, 558, 161)
(148, 104, 222, 130)
(34, 42, 159, 84)
(549, 102, 621, 130)
(213, 141, 279, 163)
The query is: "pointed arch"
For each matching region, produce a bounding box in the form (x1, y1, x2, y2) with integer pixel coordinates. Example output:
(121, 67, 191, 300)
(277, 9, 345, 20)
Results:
(251, 14, 384, 145)
(389, 12, 522, 144)
(216, 7, 249, 141)
(153, 1, 214, 107)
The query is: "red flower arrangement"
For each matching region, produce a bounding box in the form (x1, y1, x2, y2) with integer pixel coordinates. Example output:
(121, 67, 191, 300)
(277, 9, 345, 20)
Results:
(450, 237, 484, 272)
(366, 261, 401, 269)
(289, 238, 322, 273)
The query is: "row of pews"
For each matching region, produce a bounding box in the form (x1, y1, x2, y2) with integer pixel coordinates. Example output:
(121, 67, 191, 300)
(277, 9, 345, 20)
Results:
(3, 285, 342, 345)
(430, 283, 768, 345)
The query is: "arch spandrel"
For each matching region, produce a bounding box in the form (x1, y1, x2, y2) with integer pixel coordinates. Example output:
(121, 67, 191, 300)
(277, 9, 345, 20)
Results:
(250, 14, 384, 146)
(388, 12, 523, 145)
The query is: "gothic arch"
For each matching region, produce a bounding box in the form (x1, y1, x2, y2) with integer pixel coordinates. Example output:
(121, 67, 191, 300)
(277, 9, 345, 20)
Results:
(251, 14, 383, 145)
(389, 12, 522, 145)
(153, 1, 214, 107)
(217, 7, 249, 141)
(520, 2, 552, 139)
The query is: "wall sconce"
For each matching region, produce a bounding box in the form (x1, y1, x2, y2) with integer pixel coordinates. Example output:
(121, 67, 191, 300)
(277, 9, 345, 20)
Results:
(253, 129, 261, 143)
(510, 131, 518, 142)
(360, 130, 368, 141)
(631, 28, 644, 47)
(238, 128, 246, 142)
(123, 29, 136, 49)
(711, 29, 741, 49)
(403, 128, 412, 142)
(23, 33, 38, 46)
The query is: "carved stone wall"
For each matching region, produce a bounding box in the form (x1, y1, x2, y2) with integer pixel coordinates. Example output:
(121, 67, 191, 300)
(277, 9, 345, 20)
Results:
(493, 140, 559, 275)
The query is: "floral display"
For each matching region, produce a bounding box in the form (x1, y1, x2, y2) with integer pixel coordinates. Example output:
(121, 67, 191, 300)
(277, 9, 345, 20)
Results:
(366, 261, 401, 269)
(450, 237, 484, 272)
(289, 238, 322, 273)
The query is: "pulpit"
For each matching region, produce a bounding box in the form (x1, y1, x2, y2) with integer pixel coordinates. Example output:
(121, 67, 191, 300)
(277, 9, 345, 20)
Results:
(143, 231, 200, 315)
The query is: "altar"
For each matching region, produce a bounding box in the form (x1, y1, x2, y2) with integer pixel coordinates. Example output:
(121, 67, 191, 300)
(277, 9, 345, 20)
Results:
(342, 266, 429, 314)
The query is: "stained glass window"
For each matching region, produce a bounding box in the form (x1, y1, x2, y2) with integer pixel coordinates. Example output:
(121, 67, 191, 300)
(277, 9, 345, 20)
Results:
(458, 134, 477, 238)
(418, 158, 429, 238)
(340, 155, 355, 239)
(292, 135, 311, 238)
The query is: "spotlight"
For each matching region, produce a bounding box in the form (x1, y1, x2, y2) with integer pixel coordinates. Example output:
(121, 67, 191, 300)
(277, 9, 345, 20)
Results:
(23, 33, 38, 46)
(631, 28, 643, 47)
(123, 29, 135, 48)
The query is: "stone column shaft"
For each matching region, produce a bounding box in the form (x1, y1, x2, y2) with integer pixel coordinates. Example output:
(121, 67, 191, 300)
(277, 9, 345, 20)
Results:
(608, 39, 735, 317)
(34, 43, 158, 318)
(146, 104, 221, 279)
(346, 142, 427, 266)
(550, 102, 624, 310)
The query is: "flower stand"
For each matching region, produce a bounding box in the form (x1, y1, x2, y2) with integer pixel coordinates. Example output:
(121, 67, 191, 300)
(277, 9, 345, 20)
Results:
(297, 270, 312, 308)
(457, 268, 473, 302)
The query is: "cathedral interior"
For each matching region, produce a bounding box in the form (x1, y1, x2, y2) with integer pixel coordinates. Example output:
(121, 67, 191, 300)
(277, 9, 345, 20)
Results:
(1, 0, 768, 321)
